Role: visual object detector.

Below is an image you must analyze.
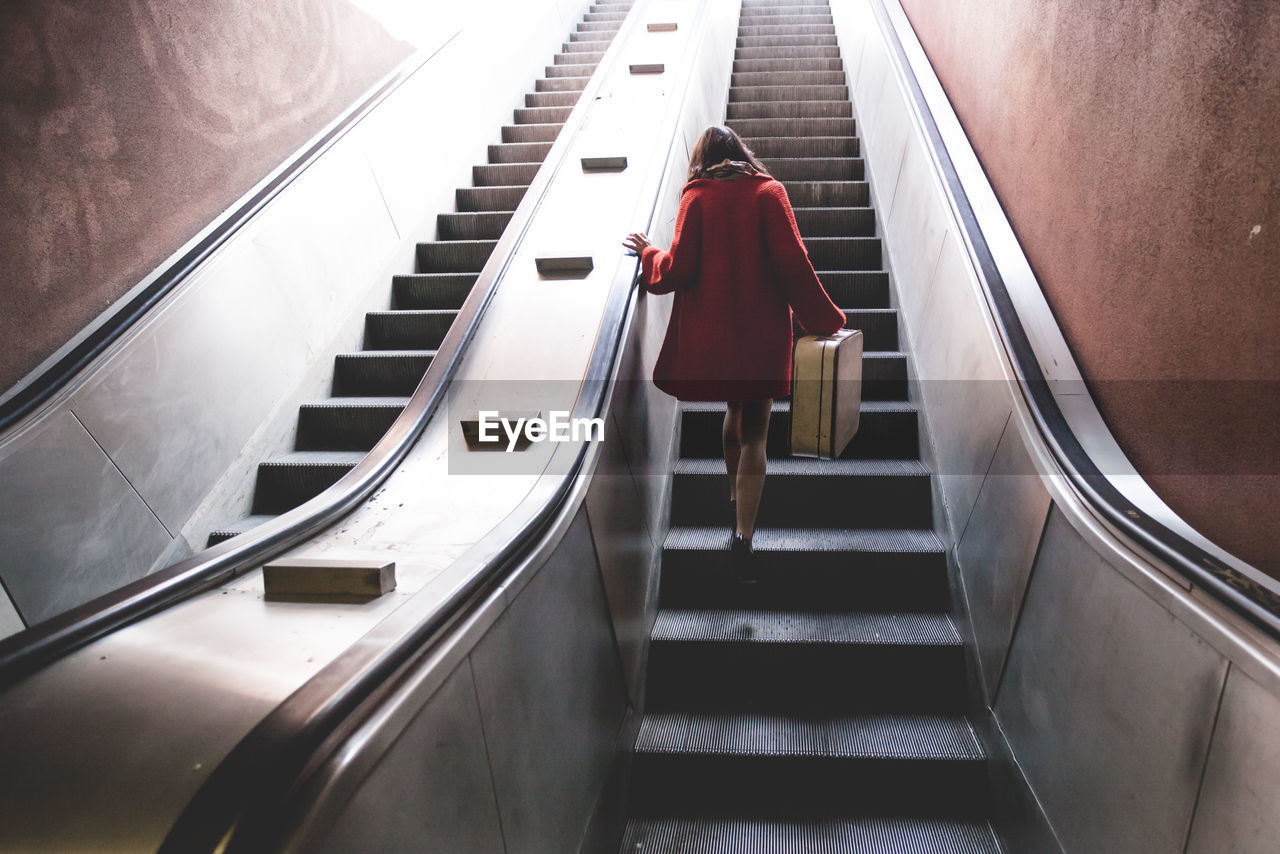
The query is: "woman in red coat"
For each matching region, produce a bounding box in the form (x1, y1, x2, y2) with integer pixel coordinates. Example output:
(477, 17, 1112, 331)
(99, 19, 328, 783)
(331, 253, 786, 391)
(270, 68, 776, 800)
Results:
(623, 126, 846, 562)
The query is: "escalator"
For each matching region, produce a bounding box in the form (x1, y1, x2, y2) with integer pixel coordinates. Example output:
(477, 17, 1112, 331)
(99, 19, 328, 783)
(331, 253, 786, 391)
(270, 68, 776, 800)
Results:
(208, 2, 634, 546)
(620, 1, 1003, 849)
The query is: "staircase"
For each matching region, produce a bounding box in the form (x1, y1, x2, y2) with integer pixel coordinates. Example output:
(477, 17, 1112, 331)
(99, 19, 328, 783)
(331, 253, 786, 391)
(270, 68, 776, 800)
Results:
(208, 2, 633, 546)
(619, 1, 1004, 850)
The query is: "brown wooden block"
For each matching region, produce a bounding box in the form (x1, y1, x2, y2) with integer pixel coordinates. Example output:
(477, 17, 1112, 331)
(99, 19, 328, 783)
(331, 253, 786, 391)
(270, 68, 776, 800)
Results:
(263, 557, 395, 604)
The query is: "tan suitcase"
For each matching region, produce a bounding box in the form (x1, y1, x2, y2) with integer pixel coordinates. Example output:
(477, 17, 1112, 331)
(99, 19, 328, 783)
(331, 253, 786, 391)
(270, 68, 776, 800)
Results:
(789, 329, 863, 459)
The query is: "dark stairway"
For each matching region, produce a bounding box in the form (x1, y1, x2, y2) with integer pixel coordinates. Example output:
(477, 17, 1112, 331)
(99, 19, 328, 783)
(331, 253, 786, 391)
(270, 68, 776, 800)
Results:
(208, 2, 634, 546)
(619, 1, 1004, 851)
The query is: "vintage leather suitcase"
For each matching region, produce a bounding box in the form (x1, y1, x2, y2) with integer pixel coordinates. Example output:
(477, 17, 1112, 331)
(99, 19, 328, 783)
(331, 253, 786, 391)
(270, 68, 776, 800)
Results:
(789, 329, 863, 459)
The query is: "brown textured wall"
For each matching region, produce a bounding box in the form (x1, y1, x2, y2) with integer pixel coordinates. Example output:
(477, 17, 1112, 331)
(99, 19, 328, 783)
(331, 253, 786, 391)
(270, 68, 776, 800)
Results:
(898, 0, 1280, 575)
(0, 0, 410, 392)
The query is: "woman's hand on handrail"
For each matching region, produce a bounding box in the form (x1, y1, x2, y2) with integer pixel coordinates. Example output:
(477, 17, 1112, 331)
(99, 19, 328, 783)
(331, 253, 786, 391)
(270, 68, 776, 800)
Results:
(622, 232, 652, 256)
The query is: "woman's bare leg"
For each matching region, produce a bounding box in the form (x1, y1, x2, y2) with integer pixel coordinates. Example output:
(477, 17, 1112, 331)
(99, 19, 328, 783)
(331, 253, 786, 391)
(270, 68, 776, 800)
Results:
(734, 399, 772, 542)
(723, 402, 743, 503)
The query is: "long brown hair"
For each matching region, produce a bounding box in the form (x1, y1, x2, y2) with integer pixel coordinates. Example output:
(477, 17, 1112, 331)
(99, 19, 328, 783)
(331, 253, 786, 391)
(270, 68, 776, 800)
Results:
(686, 125, 768, 181)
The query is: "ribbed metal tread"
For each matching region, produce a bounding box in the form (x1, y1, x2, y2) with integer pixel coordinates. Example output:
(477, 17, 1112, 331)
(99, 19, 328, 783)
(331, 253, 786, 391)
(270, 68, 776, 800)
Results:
(651, 609, 961, 646)
(636, 711, 983, 760)
(681, 399, 915, 416)
(206, 515, 276, 546)
(673, 457, 927, 477)
(620, 816, 1004, 854)
(664, 526, 943, 554)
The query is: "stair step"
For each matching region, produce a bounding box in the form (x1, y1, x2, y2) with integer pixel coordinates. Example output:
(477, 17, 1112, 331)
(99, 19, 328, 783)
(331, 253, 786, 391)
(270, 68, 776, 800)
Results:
(794, 206, 876, 237)
(554, 51, 605, 65)
(562, 39, 610, 53)
(815, 270, 890, 308)
(728, 116, 854, 138)
(456, 184, 527, 212)
(740, 5, 836, 17)
(296, 397, 409, 451)
(252, 451, 366, 515)
(514, 105, 573, 124)
(646, 609, 965, 712)
(206, 515, 275, 547)
(670, 458, 931, 528)
(733, 45, 842, 61)
(730, 83, 848, 102)
(545, 62, 599, 77)
(416, 240, 497, 273)
(748, 134, 859, 158)
(488, 141, 552, 163)
(568, 29, 615, 43)
(578, 19, 624, 32)
(781, 179, 868, 206)
(841, 308, 898, 350)
(660, 526, 948, 611)
(803, 235, 882, 270)
(392, 274, 478, 310)
(583, 11, 629, 22)
(525, 90, 580, 109)
(733, 57, 844, 73)
(620, 817, 1004, 853)
(332, 350, 435, 396)
(737, 13, 835, 26)
(437, 210, 513, 240)
(728, 99, 851, 119)
(737, 34, 839, 48)
(472, 163, 540, 187)
(501, 122, 563, 143)
(762, 156, 863, 181)
(679, 399, 916, 460)
(732, 69, 846, 87)
(737, 24, 836, 37)
(534, 76, 590, 93)
(364, 310, 458, 351)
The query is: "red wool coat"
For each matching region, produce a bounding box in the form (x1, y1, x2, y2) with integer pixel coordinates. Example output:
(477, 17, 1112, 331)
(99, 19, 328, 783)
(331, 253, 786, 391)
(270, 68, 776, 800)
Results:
(640, 174, 846, 401)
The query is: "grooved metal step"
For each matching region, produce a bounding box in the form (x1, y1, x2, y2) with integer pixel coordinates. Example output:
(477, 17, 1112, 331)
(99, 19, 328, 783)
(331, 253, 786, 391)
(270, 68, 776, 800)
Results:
(534, 76, 590, 93)
(545, 62, 599, 77)
(660, 526, 948, 611)
(730, 83, 848, 101)
(781, 179, 868, 206)
(728, 116, 855, 137)
(814, 270, 890, 307)
(206, 515, 275, 547)
(472, 163, 540, 187)
(296, 397, 409, 451)
(737, 34, 839, 48)
(803, 235, 882, 270)
(732, 70, 846, 87)
(514, 105, 574, 124)
(728, 99, 851, 119)
(525, 90, 580, 109)
(456, 184, 528, 212)
(762, 155, 864, 181)
(437, 210, 514, 240)
(488, 141, 552, 163)
(416, 239, 497, 272)
(794, 206, 876, 237)
(738, 24, 837, 38)
(501, 122, 563, 143)
(733, 57, 844, 72)
(620, 817, 1004, 853)
(841, 307, 898, 350)
(392, 274, 478, 310)
(748, 135, 860, 158)
(252, 451, 365, 515)
(364, 310, 458, 350)
(670, 458, 931, 528)
(332, 351, 435, 396)
(733, 46, 843, 61)
(554, 51, 605, 65)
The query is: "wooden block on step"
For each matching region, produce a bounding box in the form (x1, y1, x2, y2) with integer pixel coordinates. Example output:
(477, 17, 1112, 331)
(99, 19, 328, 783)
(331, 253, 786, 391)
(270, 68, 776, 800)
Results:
(263, 558, 396, 603)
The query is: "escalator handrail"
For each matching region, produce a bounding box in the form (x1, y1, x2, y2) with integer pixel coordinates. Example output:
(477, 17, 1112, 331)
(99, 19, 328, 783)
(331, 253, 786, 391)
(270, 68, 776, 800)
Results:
(156, 1, 722, 850)
(868, 0, 1280, 638)
(0, 17, 626, 687)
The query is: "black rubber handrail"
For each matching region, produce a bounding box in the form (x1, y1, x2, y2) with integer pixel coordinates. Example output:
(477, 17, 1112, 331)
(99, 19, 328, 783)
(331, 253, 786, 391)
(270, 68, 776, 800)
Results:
(156, 2, 715, 849)
(869, 0, 1280, 637)
(0, 19, 623, 687)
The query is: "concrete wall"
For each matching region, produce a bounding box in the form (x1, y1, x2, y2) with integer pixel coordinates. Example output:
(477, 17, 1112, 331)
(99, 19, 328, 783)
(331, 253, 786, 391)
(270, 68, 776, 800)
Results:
(0, 0, 414, 393)
(896, 0, 1280, 575)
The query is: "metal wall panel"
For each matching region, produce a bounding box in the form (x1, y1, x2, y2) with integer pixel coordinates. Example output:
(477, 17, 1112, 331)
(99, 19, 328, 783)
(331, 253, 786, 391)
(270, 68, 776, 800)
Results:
(996, 507, 1227, 854)
(0, 411, 172, 625)
(885, 140, 947, 324)
(955, 420, 1052, 701)
(313, 660, 506, 854)
(470, 510, 628, 854)
(1184, 667, 1280, 854)
(0, 583, 25, 639)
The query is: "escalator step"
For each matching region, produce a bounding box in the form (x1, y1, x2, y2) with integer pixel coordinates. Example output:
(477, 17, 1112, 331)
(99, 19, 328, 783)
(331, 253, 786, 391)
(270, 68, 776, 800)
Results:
(727, 116, 855, 137)
(736, 34, 840, 48)
(416, 239, 498, 272)
(562, 40, 610, 53)
(488, 141, 553, 163)
(438, 210, 513, 240)
(577, 20, 624, 32)
(206, 514, 276, 547)
(502, 122, 563, 143)
(545, 62, 599, 77)
(296, 398, 409, 451)
(554, 51, 605, 65)
(670, 458, 931, 528)
(781, 179, 868, 206)
(252, 451, 365, 515)
(456, 185, 527, 212)
(737, 24, 837, 38)
(583, 11, 629, 22)
(740, 5, 835, 17)
(738, 12, 835, 25)
(841, 308, 898, 349)
(568, 31, 615, 45)
(728, 99, 851, 119)
(748, 135, 859, 158)
(332, 351, 435, 396)
(534, 76, 591, 93)
(525, 90, 580, 109)
(620, 817, 1004, 854)
(660, 526, 948, 611)
(733, 57, 844, 72)
(732, 70, 846, 87)
(645, 609, 965, 712)
(804, 235, 882, 269)
(392, 274, 478, 310)
(514, 105, 573, 124)
(678, 400, 917, 459)
(733, 46, 843, 61)
(472, 162, 540, 187)
(364, 310, 458, 350)
(729, 83, 848, 101)
(794, 207, 876, 237)
(761, 156, 864, 181)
